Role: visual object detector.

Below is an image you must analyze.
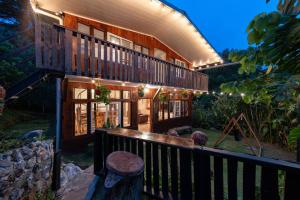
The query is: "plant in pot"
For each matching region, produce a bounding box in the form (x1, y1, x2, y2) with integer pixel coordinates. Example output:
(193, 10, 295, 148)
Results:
(138, 86, 145, 98)
(181, 90, 189, 98)
(95, 85, 111, 128)
(158, 92, 168, 102)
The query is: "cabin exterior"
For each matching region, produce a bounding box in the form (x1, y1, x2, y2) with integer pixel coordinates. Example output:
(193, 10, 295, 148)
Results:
(30, 0, 223, 146)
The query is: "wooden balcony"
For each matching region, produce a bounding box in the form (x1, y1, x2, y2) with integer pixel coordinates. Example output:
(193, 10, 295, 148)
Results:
(94, 128, 300, 200)
(35, 22, 208, 90)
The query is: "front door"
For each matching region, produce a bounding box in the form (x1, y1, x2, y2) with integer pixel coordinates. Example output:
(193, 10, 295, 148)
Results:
(138, 99, 151, 132)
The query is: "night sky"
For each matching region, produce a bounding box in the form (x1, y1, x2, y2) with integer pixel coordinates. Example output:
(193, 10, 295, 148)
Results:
(167, 0, 277, 52)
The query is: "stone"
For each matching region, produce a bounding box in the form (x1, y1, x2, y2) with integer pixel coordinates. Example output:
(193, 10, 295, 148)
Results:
(21, 146, 34, 160)
(171, 126, 193, 135)
(63, 163, 82, 180)
(167, 129, 179, 137)
(25, 157, 36, 169)
(11, 150, 23, 162)
(9, 188, 24, 200)
(191, 131, 208, 146)
(60, 170, 68, 187)
(21, 130, 44, 140)
(0, 160, 13, 176)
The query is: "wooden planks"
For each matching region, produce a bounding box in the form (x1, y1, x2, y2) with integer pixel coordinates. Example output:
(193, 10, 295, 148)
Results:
(94, 129, 300, 200)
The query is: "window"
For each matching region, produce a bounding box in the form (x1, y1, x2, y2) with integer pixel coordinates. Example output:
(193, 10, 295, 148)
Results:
(123, 102, 131, 127)
(123, 91, 130, 99)
(78, 23, 90, 35)
(154, 48, 166, 60)
(73, 88, 88, 99)
(107, 33, 133, 49)
(142, 47, 149, 55)
(94, 29, 104, 40)
(134, 44, 142, 52)
(92, 102, 106, 131)
(175, 59, 187, 68)
(74, 103, 88, 136)
(110, 90, 121, 99)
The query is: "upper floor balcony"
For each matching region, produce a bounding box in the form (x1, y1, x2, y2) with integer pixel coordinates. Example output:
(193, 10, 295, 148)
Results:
(35, 22, 208, 91)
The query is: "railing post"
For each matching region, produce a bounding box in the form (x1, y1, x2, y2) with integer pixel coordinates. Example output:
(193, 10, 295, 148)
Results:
(35, 19, 42, 68)
(52, 78, 63, 191)
(94, 129, 107, 176)
(297, 94, 300, 162)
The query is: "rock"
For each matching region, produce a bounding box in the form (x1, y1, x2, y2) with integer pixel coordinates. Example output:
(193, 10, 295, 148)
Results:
(9, 188, 24, 200)
(0, 160, 12, 168)
(63, 163, 82, 180)
(21, 146, 34, 160)
(60, 170, 68, 187)
(0, 160, 13, 176)
(167, 129, 179, 137)
(170, 126, 193, 135)
(25, 157, 36, 169)
(11, 150, 23, 162)
(21, 130, 44, 140)
(191, 131, 208, 146)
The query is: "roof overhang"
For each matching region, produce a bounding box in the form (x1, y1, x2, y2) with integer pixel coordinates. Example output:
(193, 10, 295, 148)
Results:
(31, 0, 223, 67)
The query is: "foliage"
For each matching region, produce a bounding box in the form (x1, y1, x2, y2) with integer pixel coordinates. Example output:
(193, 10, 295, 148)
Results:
(217, 0, 300, 147)
(138, 86, 145, 97)
(158, 92, 168, 102)
(288, 125, 300, 150)
(95, 85, 111, 105)
(192, 95, 240, 130)
(34, 188, 57, 200)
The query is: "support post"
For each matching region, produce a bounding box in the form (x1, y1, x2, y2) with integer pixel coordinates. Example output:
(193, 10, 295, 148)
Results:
(52, 78, 62, 190)
(297, 94, 300, 162)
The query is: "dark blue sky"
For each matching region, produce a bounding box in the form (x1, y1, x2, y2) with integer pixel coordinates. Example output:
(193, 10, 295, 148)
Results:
(167, 0, 277, 52)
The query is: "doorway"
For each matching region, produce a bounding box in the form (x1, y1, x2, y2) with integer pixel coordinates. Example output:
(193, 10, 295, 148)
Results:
(138, 99, 151, 132)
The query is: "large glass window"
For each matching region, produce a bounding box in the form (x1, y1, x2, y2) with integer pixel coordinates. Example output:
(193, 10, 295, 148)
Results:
(74, 88, 88, 99)
(108, 102, 121, 128)
(154, 48, 166, 60)
(123, 102, 131, 127)
(74, 103, 88, 136)
(110, 90, 121, 99)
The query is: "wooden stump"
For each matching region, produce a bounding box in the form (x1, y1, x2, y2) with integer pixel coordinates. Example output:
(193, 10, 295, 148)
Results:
(104, 151, 144, 200)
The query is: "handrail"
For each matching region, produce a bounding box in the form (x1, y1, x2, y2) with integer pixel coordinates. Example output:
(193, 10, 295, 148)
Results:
(52, 23, 208, 77)
(94, 128, 300, 200)
(104, 128, 300, 171)
(35, 22, 208, 90)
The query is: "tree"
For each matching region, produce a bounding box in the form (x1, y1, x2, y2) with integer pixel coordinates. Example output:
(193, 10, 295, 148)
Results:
(220, 0, 300, 145)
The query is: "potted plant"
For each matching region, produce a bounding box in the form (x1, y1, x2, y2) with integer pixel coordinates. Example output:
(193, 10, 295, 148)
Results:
(181, 90, 189, 98)
(95, 85, 111, 105)
(158, 92, 168, 102)
(138, 86, 145, 97)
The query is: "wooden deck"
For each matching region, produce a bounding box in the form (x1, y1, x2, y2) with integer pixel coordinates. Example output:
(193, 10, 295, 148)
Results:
(35, 22, 208, 91)
(94, 128, 300, 200)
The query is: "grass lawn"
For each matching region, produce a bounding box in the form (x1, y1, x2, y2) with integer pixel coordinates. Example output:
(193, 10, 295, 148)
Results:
(0, 109, 54, 153)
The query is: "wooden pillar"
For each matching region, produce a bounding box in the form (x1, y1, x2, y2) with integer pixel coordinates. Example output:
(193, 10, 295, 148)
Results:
(52, 78, 63, 190)
(297, 94, 300, 162)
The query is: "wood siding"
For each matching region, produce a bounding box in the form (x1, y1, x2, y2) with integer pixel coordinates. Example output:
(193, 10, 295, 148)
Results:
(63, 13, 192, 68)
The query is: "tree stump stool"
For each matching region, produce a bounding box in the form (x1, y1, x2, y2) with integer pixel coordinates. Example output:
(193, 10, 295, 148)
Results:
(104, 151, 144, 200)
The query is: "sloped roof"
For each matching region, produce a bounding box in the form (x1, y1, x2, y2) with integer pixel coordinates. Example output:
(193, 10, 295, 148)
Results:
(34, 0, 223, 67)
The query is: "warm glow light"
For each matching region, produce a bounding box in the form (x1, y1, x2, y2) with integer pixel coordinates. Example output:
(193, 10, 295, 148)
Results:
(241, 93, 245, 97)
(122, 82, 126, 86)
(229, 93, 232, 96)
(91, 79, 95, 84)
(144, 87, 150, 93)
(220, 92, 224, 95)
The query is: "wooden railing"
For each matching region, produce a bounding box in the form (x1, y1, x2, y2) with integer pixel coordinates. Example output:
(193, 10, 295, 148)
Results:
(35, 22, 208, 90)
(94, 128, 300, 200)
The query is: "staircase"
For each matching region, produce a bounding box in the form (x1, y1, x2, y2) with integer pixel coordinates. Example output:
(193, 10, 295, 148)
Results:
(4, 70, 63, 103)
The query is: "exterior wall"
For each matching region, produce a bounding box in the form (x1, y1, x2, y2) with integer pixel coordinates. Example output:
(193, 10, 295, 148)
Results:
(63, 13, 192, 68)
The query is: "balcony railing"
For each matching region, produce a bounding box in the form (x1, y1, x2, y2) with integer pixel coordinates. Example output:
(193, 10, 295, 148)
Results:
(94, 128, 300, 200)
(35, 22, 208, 90)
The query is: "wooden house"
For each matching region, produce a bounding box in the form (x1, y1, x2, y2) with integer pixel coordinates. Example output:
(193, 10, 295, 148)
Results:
(29, 0, 223, 146)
